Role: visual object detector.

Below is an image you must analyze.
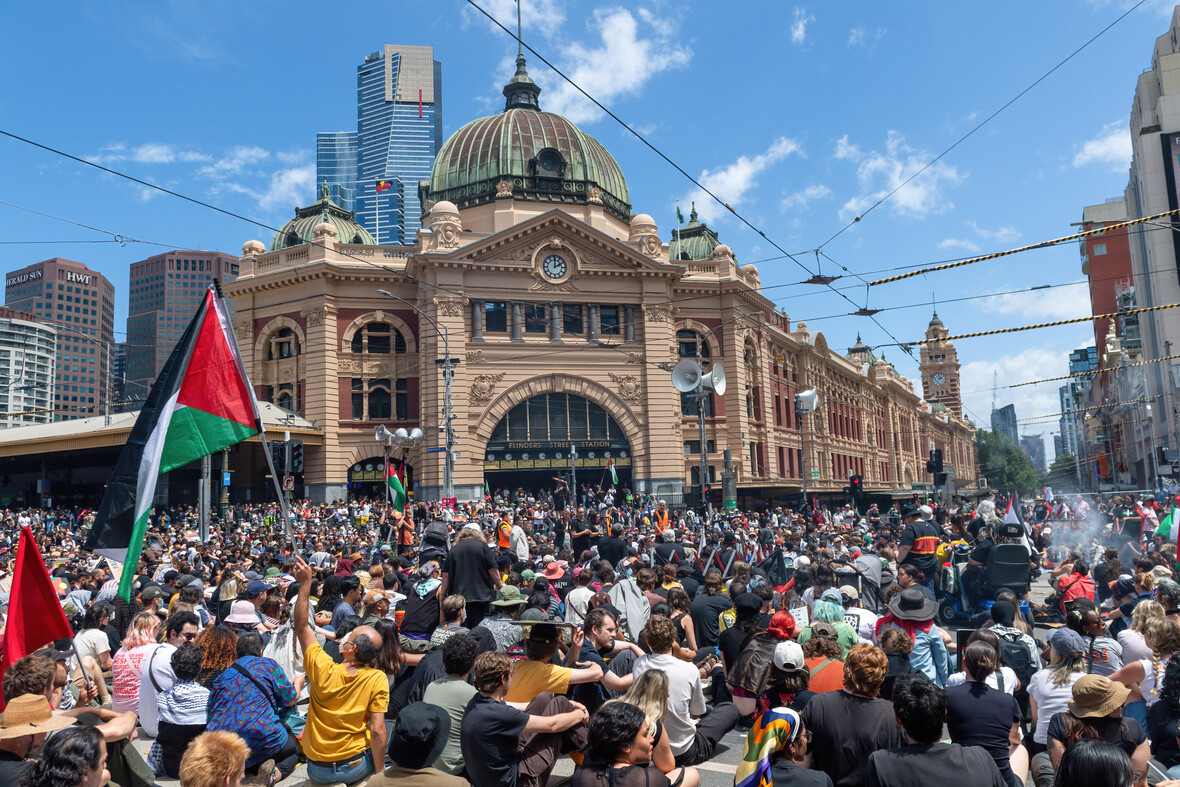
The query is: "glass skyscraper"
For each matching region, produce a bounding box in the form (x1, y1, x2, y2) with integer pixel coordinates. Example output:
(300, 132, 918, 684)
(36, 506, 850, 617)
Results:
(317, 45, 442, 246)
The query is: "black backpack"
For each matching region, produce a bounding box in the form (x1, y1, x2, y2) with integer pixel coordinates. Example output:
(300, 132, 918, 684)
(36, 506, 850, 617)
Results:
(997, 634, 1036, 689)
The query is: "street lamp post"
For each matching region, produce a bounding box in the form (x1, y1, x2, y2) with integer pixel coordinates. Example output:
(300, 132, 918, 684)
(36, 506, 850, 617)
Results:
(376, 290, 460, 502)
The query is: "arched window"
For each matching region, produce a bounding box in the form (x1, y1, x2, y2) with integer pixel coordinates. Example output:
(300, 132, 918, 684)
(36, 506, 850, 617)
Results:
(351, 321, 408, 355)
(266, 327, 300, 360)
(677, 330, 710, 360)
(277, 391, 293, 411)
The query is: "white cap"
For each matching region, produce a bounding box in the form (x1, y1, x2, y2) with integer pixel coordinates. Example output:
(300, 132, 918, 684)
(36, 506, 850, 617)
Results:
(773, 640, 805, 671)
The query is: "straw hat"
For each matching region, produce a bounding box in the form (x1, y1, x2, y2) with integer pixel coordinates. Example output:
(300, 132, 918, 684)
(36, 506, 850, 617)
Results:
(0, 695, 76, 739)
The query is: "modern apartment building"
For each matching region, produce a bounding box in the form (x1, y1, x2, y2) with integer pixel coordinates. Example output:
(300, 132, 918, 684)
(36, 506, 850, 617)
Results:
(0, 308, 55, 428)
(3, 258, 114, 420)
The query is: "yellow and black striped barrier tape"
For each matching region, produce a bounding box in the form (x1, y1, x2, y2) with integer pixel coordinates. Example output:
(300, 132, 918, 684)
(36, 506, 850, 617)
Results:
(869, 208, 1180, 287)
(1011, 352, 1180, 388)
(909, 302, 1180, 346)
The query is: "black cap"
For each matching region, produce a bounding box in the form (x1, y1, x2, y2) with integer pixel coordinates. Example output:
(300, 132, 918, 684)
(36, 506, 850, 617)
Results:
(528, 623, 561, 643)
(388, 702, 450, 769)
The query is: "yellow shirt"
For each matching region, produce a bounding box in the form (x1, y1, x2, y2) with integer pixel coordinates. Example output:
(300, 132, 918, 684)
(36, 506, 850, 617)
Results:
(504, 660, 573, 703)
(301, 643, 390, 763)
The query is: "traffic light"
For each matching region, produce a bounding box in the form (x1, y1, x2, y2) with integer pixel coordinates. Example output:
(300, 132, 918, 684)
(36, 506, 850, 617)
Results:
(270, 441, 286, 474)
(850, 475, 863, 497)
(926, 448, 943, 475)
(289, 439, 304, 474)
(934, 472, 948, 488)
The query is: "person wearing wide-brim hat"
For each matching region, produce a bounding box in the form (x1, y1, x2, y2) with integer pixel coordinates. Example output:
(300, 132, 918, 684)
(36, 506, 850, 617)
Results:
(0, 694, 76, 782)
(368, 701, 467, 786)
(477, 585, 530, 652)
(879, 587, 949, 686)
(1039, 673, 1147, 780)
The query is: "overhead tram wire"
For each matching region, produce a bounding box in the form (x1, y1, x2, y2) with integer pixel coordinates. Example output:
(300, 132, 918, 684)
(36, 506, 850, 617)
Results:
(0, 197, 182, 249)
(1016, 395, 1159, 423)
(869, 208, 1180, 287)
(1010, 352, 1180, 388)
(814, 0, 1148, 252)
(462, 0, 918, 357)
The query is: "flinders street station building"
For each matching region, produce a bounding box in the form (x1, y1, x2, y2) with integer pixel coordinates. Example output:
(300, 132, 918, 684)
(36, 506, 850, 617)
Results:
(226, 56, 977, 506)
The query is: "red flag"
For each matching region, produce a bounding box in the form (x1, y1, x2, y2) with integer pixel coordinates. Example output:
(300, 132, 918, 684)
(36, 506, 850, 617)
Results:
(0, 527, 73, 705)
(376, 180, 392, 193)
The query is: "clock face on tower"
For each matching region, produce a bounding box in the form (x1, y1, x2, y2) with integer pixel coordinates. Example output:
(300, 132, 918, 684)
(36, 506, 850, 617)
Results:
(932, 373, 946, 387)
(542, 254, 568, 280)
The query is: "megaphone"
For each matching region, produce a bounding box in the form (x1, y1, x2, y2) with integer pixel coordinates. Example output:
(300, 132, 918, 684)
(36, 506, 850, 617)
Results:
(409, 427, 425, 442)
(705, 364, 726, 396)
(375, 425, 394, 444)
(794, 388, 819, 414)
(671, 359, 702, 393)
(394, 428, 410, 442)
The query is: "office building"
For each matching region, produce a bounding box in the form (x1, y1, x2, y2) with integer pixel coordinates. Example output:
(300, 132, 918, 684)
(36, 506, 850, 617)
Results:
(125, 251, 239, 407)
(3, 258, 114, 420)
(1059, 384, 1079, 458)
(991, 404, 1018, 446)
(229, 54, 976, 503)
(0, 308, 55, 428)
(1021, 434, 1047, 473)
(112, 342, 127, 411)
(315, 45, 443, 247)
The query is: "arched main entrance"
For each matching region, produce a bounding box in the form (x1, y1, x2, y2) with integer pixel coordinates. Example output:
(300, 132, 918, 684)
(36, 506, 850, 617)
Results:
(348, 456, 414, 501)
(484, 392, 632, 494)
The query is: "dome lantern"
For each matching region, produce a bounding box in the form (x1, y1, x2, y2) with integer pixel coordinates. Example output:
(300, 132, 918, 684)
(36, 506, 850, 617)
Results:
(269, 177, 376, 251)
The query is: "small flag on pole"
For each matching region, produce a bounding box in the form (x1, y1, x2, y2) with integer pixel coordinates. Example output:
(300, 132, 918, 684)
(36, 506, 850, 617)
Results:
(387, 458, 407, 513)
(607, 458, 618, 485)
(676, 203, 684, 224)
(376, 180, 392, 193)
(1157, 503, 1179, 550)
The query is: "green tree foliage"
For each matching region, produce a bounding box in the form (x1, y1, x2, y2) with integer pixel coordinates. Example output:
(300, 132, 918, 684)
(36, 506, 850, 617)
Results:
(1044, 454, 1079, 493)
(975, 429, 1041, 495)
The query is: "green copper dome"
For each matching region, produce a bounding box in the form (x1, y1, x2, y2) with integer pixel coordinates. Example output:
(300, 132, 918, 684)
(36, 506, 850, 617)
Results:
(270, 180, 376, 251)
(668, 204, 722, 261)
(424, 56, 631, 222)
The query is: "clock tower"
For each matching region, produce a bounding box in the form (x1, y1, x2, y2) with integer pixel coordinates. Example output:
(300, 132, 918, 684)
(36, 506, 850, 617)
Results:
(920, 311, 962, 419)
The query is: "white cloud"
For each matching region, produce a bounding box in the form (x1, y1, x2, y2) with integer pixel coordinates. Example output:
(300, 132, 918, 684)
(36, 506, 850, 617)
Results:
(986, 282, 1091, 321)
(780, 183, 831, 212)
(790, 8, 814, 44)
(87, 141, 209, 165)
(938, 237, 981, 253)
(685, 137, 804, 223)
(222, 165, 316, 214)
(1073, 121, 1131, 171)
(543, 8, 691, 124)
(833, 135, 861, 161)
(835, 131, 964, 220)
(198, 146, 271, 179)
(464, 0, 566, 37)
(848, 27, 886, 47)
(967, 220, 1021, 243)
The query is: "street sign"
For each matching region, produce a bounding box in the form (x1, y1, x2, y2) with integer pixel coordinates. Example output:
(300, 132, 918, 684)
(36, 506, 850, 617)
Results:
(223, 472, 231, 486)
(282, 475, 294, 491)
(426, 447, 446, 453)
(810, 470, 819, 479)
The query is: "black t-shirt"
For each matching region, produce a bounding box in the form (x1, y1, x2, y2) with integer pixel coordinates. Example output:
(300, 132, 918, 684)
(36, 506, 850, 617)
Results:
(945, 682, 1021, 784)
(756, 687, 815, 715)
(1147, 701, 1180, 767)
(801, 691, 907, 787)
(865, 743, 1006, 787)
(769, 760, 833, 786)
(653, 542, 687, 566)
(568, 642, 615, 714)
(0, 751, 31, 784)
(446, 539, 498, 603)
(689, 593, 731, 648)
(970, 537, 995, 565)
(900, 519, 941, 576)
(460, 693, 529, 787)
(1046, 712, 1146, 759)
(597, 536, 628, 568)
(570, 519, 591, 557)
(572, 763, 671, 787)
(719, 626, 751, 672)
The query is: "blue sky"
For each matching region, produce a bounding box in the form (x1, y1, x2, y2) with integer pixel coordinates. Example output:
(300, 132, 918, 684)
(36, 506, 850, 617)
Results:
(2, 0, 1175, 460)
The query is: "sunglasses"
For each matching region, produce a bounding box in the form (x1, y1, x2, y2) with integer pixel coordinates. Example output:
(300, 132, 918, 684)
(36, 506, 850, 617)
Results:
(180, 632, 198, 641)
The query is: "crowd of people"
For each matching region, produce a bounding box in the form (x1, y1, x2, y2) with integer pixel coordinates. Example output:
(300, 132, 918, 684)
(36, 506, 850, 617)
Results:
(1, 484, 1180, 787)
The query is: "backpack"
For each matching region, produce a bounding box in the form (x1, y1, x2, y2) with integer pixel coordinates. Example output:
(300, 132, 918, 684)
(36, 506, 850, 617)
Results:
(996, 634, 1035, 689)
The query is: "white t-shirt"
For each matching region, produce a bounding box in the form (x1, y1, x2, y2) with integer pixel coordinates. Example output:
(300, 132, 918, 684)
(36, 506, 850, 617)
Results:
(842, 607, 879, 644)
(946, 667, 1019, 695)
(137, 643, 177, 737)
(1027, 668, 1086, 743)
(564, 586, 594, 627)
(633, 653, 705, 757)
(73, 628, 110, 666)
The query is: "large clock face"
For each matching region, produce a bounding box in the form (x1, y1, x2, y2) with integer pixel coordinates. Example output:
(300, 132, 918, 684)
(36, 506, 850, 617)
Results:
(932, 373, 947, 387)
(542, 254, 568, 280)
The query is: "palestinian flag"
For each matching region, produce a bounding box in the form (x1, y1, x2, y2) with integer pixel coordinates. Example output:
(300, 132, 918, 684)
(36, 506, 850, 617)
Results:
(83, 286, 261, 600)
(607, 458, 618, 485)
(387, 457, 407, 513)
(1157, 503, 1179, 550)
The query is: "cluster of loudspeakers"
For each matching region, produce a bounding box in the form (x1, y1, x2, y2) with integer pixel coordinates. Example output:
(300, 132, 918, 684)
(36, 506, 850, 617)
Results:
(671, 359, 727, 395)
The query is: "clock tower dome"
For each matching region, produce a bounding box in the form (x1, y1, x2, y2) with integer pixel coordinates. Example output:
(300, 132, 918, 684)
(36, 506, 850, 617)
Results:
(920, 311, 962, 419)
